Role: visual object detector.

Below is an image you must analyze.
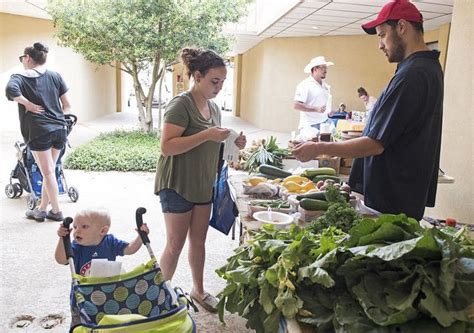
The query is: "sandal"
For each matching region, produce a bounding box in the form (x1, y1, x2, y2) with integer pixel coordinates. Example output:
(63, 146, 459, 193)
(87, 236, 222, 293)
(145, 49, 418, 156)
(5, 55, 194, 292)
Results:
(190, 292, 218, 313)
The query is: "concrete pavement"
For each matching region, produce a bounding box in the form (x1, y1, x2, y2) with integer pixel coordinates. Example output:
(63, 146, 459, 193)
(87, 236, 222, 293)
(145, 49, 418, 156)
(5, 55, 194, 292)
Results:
(0, 108, 290, 332)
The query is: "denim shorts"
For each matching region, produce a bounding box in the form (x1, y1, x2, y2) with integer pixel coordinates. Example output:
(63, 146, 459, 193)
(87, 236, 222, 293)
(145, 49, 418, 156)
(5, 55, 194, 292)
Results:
(28, 128, 67, 151)
(159, 189, 211, 214)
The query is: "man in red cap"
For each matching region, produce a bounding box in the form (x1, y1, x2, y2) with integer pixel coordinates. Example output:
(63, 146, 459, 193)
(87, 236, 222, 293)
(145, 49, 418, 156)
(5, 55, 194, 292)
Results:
(292, 0, 443, 221)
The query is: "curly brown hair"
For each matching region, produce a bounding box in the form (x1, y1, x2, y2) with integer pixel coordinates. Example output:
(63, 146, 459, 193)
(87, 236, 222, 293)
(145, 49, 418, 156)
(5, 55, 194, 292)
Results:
(181, 48, 226, 79)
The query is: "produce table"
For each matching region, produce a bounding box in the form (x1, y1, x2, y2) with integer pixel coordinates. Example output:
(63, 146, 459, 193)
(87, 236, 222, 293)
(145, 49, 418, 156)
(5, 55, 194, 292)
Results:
(227, 169, 469, 333)
(229, 170, 311, 244)
(228, 171, 318, 333)
(229, 169, 454, 244)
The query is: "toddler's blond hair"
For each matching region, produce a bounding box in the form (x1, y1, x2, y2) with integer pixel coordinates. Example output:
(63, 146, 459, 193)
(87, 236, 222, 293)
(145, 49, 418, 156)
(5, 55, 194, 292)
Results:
(74, 208, 111, 228)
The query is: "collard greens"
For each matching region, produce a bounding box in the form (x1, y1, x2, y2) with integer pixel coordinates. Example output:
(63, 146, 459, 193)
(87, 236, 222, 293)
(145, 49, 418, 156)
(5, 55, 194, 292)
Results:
(217, 214, 474, 333)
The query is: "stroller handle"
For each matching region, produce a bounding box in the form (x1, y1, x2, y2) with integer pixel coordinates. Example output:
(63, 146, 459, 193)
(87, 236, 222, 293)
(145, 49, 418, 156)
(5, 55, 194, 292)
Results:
(65, 113, 77, 125)
(62, 217, 74, 259)
(136, 207, 150, 245)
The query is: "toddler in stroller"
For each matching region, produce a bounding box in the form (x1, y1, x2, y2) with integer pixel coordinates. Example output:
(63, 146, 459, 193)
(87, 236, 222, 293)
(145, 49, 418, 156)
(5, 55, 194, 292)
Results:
(5, 114, 79, 213)
(55, 207, 196, 332)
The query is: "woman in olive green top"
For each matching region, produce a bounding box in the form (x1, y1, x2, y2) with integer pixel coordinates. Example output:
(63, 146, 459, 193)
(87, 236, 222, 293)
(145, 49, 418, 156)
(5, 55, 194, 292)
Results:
(155, 48, 246, 312)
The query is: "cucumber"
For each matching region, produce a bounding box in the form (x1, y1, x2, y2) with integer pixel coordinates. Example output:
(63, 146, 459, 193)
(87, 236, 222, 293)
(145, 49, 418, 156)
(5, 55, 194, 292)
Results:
(258, 164, 291, 178)
(253, 172, 279, 180)
(299, 198, 329, 211)
(296, 192, 326, 201)
(313, 175, 341, 183)
(301, 167, 336, 178)
(296, 190, 349, 202)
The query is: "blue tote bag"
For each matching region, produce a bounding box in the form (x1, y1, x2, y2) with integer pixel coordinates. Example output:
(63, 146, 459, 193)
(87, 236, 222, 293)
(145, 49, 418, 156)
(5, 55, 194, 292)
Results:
(209, 145, 239, 235)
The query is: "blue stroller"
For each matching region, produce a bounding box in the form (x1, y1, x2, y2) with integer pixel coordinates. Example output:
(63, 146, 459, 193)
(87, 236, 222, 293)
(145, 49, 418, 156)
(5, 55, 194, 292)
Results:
(61, 208, 197, 332)
(4, 114, 79, 209)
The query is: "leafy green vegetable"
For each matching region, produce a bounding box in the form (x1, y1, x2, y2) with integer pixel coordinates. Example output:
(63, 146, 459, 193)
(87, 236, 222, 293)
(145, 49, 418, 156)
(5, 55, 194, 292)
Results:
(308, 184, 362, 233)
(249, 199, 290, 209)
(217, 213, 474, 333)
(244, 136, 289, 173)
(216, 225, 345, 332)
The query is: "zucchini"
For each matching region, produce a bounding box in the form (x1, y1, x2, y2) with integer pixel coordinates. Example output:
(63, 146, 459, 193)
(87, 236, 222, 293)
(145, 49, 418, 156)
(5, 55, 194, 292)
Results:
(299, 198, 329, 211)
(253, 172, 279, 180)
(296, 192, 326, 201)
(258, 164, 291, 178)
(301, 167, 336, 178)
(313, 175, 341, 183)
(296, 190, 350, 202)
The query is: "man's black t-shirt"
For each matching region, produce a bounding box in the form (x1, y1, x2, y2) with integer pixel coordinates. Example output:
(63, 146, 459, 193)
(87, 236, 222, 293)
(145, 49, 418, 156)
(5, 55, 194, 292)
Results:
(6, 70, 68, 144)
(349, 51, 443, 220)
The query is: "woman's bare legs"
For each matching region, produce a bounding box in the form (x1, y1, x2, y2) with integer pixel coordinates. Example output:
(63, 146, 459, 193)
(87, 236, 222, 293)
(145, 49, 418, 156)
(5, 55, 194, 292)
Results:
(159, 211, 192, 280)
(32, 148, 62, 213)
(188, 204, 211, 298)
(160, 204, 212, 296)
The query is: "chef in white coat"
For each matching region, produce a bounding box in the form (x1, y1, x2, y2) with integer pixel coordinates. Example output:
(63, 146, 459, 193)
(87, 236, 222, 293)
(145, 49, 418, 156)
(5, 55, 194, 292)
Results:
(294, 56, 334, 130)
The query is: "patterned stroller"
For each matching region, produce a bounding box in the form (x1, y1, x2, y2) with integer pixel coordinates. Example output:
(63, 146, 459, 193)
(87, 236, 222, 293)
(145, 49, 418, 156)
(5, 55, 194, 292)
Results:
(61, 208, 196, 333)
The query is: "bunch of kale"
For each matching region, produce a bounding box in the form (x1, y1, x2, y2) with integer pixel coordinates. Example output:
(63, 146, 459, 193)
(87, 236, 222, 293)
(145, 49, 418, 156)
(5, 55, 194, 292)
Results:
(217, 214, 474, 333)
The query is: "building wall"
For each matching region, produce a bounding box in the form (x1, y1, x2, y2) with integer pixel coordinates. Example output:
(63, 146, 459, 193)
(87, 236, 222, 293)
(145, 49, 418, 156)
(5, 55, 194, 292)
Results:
(0, 13, 116, 123)
(424, 0, 473, 222)
(239, 25, 450, 132)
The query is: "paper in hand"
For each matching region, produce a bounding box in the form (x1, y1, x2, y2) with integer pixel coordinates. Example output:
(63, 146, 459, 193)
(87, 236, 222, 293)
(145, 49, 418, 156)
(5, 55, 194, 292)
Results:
(223, 129, 241, 163)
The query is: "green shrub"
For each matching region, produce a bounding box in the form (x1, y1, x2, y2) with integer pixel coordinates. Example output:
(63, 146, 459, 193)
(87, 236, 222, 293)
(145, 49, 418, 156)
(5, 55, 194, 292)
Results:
(65, 130, 160, 172)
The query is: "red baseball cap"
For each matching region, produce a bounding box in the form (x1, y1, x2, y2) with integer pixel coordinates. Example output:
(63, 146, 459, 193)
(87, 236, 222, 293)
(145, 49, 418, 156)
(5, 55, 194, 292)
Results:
(361, 0, 423, 35)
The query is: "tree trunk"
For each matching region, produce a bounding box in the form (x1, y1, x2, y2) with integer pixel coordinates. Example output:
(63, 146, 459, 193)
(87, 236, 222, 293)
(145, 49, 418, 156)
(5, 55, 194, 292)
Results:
(143, 102, 153, 133)
(157, 70, 165, 132)
(131, 63, 152, 133)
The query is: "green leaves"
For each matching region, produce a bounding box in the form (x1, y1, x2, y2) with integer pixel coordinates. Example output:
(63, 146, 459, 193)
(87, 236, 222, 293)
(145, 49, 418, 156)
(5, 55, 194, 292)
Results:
(64, 130, 159, 171)
(216, 225, 345, 332)
(217, 214, 474, 332)
(48, 0, 251, 131)
(49, 0, 249, 64)
(244, 136, 289, 173)
(308, 184, 362, 234)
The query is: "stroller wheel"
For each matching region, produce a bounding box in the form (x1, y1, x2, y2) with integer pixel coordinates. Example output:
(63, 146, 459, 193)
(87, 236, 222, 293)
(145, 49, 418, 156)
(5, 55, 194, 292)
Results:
(68, 186, 79, 202)
(5, 184, 17, 199)
(26, 194, 39, 210)
(13, 183, 23, 197)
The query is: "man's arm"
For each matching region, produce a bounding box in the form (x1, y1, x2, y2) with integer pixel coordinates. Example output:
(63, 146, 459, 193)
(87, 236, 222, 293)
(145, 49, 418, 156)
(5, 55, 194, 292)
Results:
(292, 136, 384, 162)
(294, 101, 326, 113)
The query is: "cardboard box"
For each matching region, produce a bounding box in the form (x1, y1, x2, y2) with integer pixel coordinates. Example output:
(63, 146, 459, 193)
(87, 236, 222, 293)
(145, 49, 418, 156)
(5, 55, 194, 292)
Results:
(341, 157, 353, 167)
(316, 156, 340, 175)
(298, 206, 325, 223)
(340, 166, 352, 175)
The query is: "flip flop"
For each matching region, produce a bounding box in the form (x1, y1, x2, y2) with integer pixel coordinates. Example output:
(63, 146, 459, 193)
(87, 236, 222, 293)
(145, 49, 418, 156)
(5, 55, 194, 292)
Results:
(190, 292, 218, 313)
